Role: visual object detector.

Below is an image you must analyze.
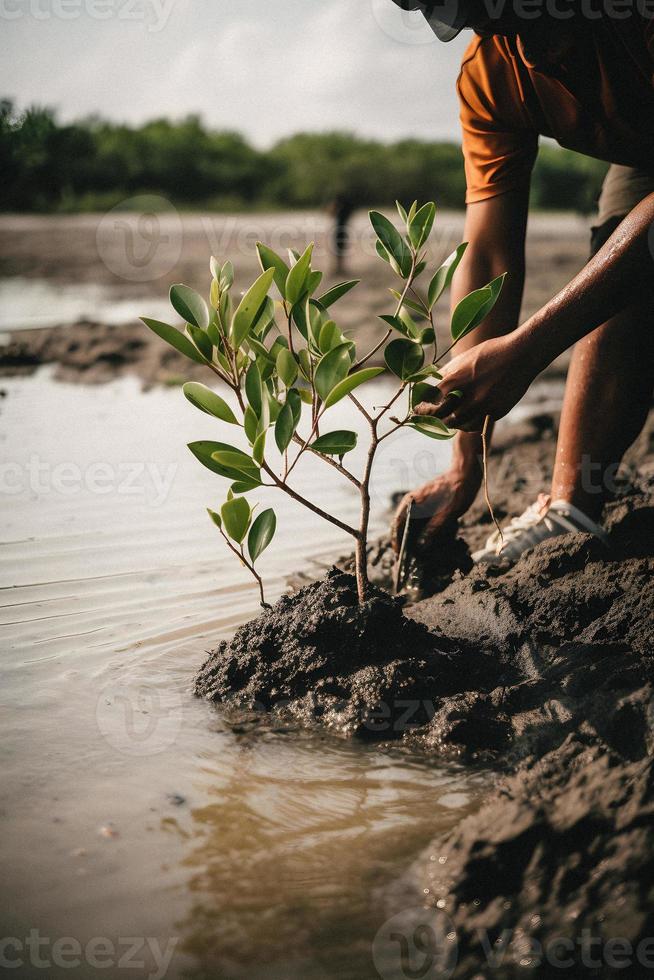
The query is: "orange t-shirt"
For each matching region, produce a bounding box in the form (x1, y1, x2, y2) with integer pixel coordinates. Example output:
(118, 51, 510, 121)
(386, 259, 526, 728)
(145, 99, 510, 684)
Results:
(458, 22, 654, 203)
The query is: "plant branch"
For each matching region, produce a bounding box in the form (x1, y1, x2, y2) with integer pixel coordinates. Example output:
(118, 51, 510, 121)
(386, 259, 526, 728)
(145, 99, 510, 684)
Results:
(261, 460, 358, 538)
(218, 527, 270, 608)
(348, 393, 373, 425)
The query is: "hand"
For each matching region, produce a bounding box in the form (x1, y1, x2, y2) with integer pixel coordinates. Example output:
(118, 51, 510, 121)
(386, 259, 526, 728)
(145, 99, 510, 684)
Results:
(391, 467, 481, 555)
(414, 334, 537, 432)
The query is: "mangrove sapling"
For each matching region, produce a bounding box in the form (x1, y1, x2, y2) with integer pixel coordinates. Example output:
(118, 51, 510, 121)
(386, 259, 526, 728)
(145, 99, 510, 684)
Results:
(142, 202, 505, 607)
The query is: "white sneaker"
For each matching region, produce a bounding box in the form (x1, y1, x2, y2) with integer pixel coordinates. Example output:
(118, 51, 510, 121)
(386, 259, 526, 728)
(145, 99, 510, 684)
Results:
(472, 494, 609, 566)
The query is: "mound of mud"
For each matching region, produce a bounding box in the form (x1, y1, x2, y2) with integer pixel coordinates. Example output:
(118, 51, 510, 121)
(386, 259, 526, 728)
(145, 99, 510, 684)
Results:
(197, 411, 654, 974)
(195, 568, 502, 741)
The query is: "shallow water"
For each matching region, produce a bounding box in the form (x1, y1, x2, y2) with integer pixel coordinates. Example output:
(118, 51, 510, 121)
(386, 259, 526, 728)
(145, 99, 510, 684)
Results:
(0, 372, 490, 979)
(0, 276, 172, 332)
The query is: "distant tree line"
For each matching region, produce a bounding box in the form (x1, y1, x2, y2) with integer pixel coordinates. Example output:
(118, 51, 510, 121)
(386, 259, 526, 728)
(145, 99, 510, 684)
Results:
(0, 100, 607, 214)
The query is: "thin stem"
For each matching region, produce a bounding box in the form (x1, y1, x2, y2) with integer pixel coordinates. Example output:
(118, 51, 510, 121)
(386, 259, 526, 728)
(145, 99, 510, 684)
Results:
(374, 383, 406, 425)
(207, 361, 236, 389)
(482, 414, 503, 546)
(261, 460, 358, 538)
(355, 421, 379, 603)
(218, 527, 270, 609)
(348, 392, 373, 425)
(288, 433, 361, 488)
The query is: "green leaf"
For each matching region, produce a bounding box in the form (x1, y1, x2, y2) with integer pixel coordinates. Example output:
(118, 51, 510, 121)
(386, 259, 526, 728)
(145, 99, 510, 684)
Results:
(210, 278, 220, 311)
(389, 291, 429, 320)
(170, 284, 209, 330)
(220, 496, 251, 544)
(451, 273, 506, 341)
(318, 280, 360, 309)
(318, 319, 343, 354)
(396, 200, 408, 224)
(310, 430, 357, 455)
(207, 507, 222, 529)
(407, 200, 418, 222)
(379, 313, 413, 339)
(212, 451, 261, 484)
(209, 256, 221, 280)
(248, 508, 276, 563)
(384, 338, 424, 380)
(285, 242, 314, 305)
(141, 318, 208, 365)
(188, 441, 260, 483)
(230, 480, 260, 494)
(398, 308, 419, 340)
(220, 261, 234, 291)
(428, 243, 468, 309)
(411, 381, 439, 410)
(410, 416, 456, 440)
(408, 202, 436, 250)
(298, 349, 312, 381)
(182, 382, 238, 424)
(408, 364, 443, 381)
(419, 326, 435, 345)
(248, 336, 275, 363)
(276, 348, 298, 387)
(369, 211, 412, 278)
(307, 301, 325, 348)
(275, 402, 296, 453)
(231, 267, 275, 348)
(252, 429, 266, 465)
(256, 388, 270, 436)
(243, 406, 258, 444)
(186, 324, 213, 361)
(286, 388, 302, 428)
(376, 239, 391, 265)
(245, 360, 263, 416)
(314, 343, 352, 402)
(305, 270, 323, 296)
(323, 366, 385, 408)
(256, 242, 290, 296)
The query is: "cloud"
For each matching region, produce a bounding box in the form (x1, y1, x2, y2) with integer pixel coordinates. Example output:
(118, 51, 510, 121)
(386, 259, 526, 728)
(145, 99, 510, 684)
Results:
(0, 0, 468, 144)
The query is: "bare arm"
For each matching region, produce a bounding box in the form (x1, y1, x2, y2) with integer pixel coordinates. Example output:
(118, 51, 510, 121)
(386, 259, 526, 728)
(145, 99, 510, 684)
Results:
(417, 192, 654, 429)
(391, 188, 529, 551)
(445, 188, 529, 474)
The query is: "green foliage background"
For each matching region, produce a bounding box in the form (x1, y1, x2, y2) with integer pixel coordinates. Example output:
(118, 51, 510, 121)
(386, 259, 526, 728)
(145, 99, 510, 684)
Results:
(1, 100, 608, 214)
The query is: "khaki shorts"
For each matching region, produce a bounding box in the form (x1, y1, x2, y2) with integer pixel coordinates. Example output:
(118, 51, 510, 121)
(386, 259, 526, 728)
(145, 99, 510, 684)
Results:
(590, 164, 654, 256)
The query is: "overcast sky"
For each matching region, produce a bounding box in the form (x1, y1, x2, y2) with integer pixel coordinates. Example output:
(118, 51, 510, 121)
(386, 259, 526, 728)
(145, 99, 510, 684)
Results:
(1, 0, 470, 144)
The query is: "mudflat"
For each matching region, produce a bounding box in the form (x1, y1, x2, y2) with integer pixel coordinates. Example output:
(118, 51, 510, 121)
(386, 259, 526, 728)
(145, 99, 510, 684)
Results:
(0, 210, 587, 384)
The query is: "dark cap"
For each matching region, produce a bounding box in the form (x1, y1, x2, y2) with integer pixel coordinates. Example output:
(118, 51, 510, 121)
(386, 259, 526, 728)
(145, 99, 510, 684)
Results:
(388, 0, 471, 42)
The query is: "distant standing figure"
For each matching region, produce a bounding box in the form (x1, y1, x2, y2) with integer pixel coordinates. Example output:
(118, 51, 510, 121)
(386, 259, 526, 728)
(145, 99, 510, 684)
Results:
(327, 193, 355, 276)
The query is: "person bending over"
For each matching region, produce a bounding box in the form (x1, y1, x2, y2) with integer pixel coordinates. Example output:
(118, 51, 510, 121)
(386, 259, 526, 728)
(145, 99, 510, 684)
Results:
(390, 0, 654, 564)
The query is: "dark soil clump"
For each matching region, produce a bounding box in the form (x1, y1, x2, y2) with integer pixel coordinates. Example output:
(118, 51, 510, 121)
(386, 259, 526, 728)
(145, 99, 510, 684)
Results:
(197, 410, 654, 976)
(196, 568, 500, 742)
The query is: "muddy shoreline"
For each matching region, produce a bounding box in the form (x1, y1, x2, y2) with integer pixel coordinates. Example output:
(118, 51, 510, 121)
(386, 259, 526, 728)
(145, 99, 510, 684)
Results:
(196, 410, 654, 977)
